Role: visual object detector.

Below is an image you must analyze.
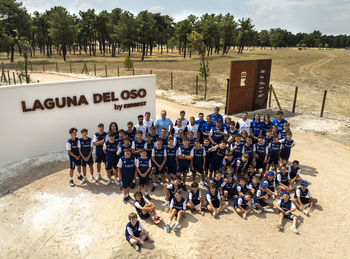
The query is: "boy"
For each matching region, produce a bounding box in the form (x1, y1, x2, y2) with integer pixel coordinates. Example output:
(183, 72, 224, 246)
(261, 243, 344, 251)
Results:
(227, 121, 238, 136)
(93, 123, 107, 181)
(103, 131, 119, 186)
(201, 115, 215, 140)
(116, 129, 126, 148)
(134, 191, 162, 224)
(78, 128, 95, 184)
(186, 117, 200, 139)
(160, 128, 169, 148)
(135, 115, 147, 139)
(236, 178, 251, 196)
(279, 132, 296, 166)
(125, 212, 154, 251)
(117, 136, 132, 158)
(275, 191, 299, 234)
(144, 111, 154, 131)
(187, 182, 206, 212)
(202, 138, 214, 185)
(209, 119, 228, 146)
(242, 136, 254, 166)
(210, 171, 225, 194)
(118, 148, 137, 203)
(187, 131, 195, 149)
(247, 164, 259, 183)
(231, 134, 244, 159)
(166, 189, 186, 232)
(190, 139, 206, 183)
(288, 160, 303, 183)
(233, 191, 254, 219)
(248, 175, 260, 194)
(280, 122, 292, 140)
(209, 140, 227, 179)
(135, 148, 152, 200)
(266, 134, 282, 172)
(66, 127, 82, 187)
(277, 165, 296, 193)
(131, 130, 147, 158)
(150, 126, 159, 143)
(163, 176, 182, 207)
(222, 175, 237, 201)
(125, 121, 136, 141)
(264, 129, 273, 145)
(176, 137, 193, 191)
(254, 182, 274, 213)
(166, 137, 178, 182)
(271, 125, 281, 139)
(254, 134, 268, 176)
(222, 151, 236, 172)
(263, 171, 281, 199)
(145, 133, 155, 159)
(174, 129, 184, 148)
(151, 138, 167, 192)
(206, 182, 229, 218)
(293, 180, 318, 215)
(235, 153, 249, 178)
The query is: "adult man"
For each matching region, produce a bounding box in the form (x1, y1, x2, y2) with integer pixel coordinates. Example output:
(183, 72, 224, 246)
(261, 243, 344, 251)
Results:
(210, 107, 224, 125)
(144, 111, 154, 131)
(236, 111, 253, 136)
(154, 110, 173, 136)
(271, 111, 287, 134)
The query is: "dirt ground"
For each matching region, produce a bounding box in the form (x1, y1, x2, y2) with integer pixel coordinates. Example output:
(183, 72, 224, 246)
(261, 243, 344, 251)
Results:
(0, 73, 350, 258)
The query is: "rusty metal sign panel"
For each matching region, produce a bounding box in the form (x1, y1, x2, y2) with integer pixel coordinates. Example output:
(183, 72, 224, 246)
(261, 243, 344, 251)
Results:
(225, 59, 272, 115)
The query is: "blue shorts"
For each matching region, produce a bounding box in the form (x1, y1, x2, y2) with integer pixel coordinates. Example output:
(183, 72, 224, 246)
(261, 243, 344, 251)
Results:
(209, 160, 221, 172)
(234, 204, 248, 211)
(155, 166, 165, 175)
(295, 197, 310, 204)
(192, 165, 204, 174)
(209, 200, 220, 208)
(255, 159, 266, 170)
(205, 155, 211, 170)
(280, 149, 291, 160)
(126, 231, 141, 242)
(268, 154, 279, 165)
(69, 157, 81, 169)
(279, 211, 294, 220)
(138, 175, 149, 185)
(138, 211, 150, 220)
(81, 156, 93, 167)
(122, 178, 133, 189)
(95, 152, 106, 163)
(190, 199, 200, 206)
(256, 199, 268, 207)
(177, 163, 190, 173)
(224, 190, 236, 198)
(105, 160, 117, 170)
(166, 164, 177, 175)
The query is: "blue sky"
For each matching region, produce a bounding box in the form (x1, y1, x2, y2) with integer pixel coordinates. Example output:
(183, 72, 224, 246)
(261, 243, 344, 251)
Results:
(22, 0, 350, 35)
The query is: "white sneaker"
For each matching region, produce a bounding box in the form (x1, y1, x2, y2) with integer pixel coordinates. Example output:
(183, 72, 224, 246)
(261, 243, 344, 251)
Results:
(264, 208, 274, 213)
(91, 176, 97, 183)
(242, 213, 247, 219)
(96, 173, 101, 181)
(271, 195, 275, 199)
(114, 178, 120, 185)
(303, 203, 310, 209)
(277, 222, 283, 230)
(105, 179, 111, 186)
(303, 209, 309, 216)
(258, 209, 263, 214)
(134, 244, 139, 251)
(223, 208, 228, 213)
(81, 177, 87, 184)
(249, 210, 254, 214)
(290, 226, 299, 234)
(162, 202, 170, 207)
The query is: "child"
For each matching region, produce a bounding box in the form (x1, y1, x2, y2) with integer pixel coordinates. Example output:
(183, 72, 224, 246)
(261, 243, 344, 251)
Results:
(160, 128, 169, 148)
(118, 148, 137, 203)
(288, 160, 303, 183)
(131, 130, 147, 158)
(248, 175, 260, 194)
(254, 182, 274, 213)
(231, 134, 244, 159)
(150, 126, 159, 143)
(163, 176, 182, 207)
(275, 191, 299, 234)
(266, 134, 282, 172)
(125, 121, 136, 141)
(166, 137, 178, 182)
(206, 182, 229, 218)
(186, 116, 200, 139)
(235, 153, 249, 178)
(222, 151, 236, 172)
(279, 132, 296, 166)
(117, 136, 132, 158)
(172, 118, 187, 139)
(93, 123, 107, 181)
(103, 131, 119, 186)
(186, 182, 206, 212)
(271, 125, 281, 139)
(116, 129, 126, 148)
(210, 171, 225, 194)
(233, 191, 254, 219)
(135, 148, 152, 200)
(280, 122, 292, 140)
(190, 139, 206, 183)
(264, 129, 273, 145)
(166, 189, 186, 232)
(251, 113, 263, 142)
(242, 136, 254, 166)
(227, 121, 238, 136)
(135, 115, 147, 140)
(176, 137, 193, 191)
(247, 164, 259, 183)
(236, 178, 251, 196)
(222, 175, 237, 201)
(209, 118, 228, 146)
(66, 127, 82, 187)
(78, 128, 95, 184)
(263, 171, 281, 199)
(134, 191, 162, 224)
(125, 212, 154, 251)
(174, 129, 184, 148)
(201, 115, 215, 139)
(209, 140, 227, 179)
(202, 138, 214, 185)
(145, 133, 155, 159)
(222, 116, 231, 132)
(254, 134, 268, 176)
(240, 130, 248, 145)
(293, 180, 318, 215)
(277, 165, 296, 193)
(151, 138, 167, 192)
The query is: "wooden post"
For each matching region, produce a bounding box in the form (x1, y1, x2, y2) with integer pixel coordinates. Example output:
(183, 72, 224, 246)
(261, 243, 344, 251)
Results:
(132, 68, 134, 76)
(19, 76, 22, 84)
(56, 61, 58, 72)
(271, 85, 282, 110)
(42, 60, 45, 72)
(94, 64, 96, 76)
(196, 75, 199, 95)
(8, 70, 11, 85)
(13, 72, 16, 85)
(171, 72, 173, 90)
(150, 70, 152, 74)
(292, 87, 298, 113)
(105, 65, 108, 77)
(268, 85, 272, 108)
(70, 62, 72, 73)
(117, 67, 119, 77)
(30, 61, 33, 72)
(320, 90, 327, 117)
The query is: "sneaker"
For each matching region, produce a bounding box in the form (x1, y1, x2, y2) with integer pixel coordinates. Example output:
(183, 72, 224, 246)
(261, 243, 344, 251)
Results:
(127, 195, 133, 201)
(131, 182, 136, 189)
(223, 208, 229, 213)
(96, 174, 101, 181)
(201, 206, 207, 211)
(249, 210, 254, 214)
(277, 222, 283, 230)
(151, 185, 157, 192)
(258, 209, 263, 214)
(303, 209, 309, 216)
(264, 208, 274, 213)
(182, 185, 187, 192)
(242, 213, 247, 219)
(123, 197, 127, 204)
(303, 203, 310, 209)
(271, 195, 275, 199)
(290, 226, 299, 234)
(156, 216, 163, 222)
(153, 218, 160, 224)
(162, 202, 170, 208)
(114, 178, 120, 185)
(91, 176, 97, 183)
(145, 194, 152, 200)
(149, 178, 153, 183)
(81, 177, 87, 184)
(69, 180, 75, 187)
(77, 175, 83, 181)
(134, 244, 139, 251)
(173, 224, 179, 231)
(105, 179, 111, 186)
(166, 224, 171, 233)
(157, 177, 161, 184)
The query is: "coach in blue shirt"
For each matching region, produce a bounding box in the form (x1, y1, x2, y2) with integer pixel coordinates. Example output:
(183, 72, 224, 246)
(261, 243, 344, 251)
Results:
(271, 110, 287, 134)
(154, 110, 173, 136)
(210, 107, 224, 125)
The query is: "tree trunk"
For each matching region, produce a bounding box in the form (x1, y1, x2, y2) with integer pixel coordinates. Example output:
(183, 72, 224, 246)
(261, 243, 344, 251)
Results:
(183, 38, 187, 58)
(10, 46, 15, 62)
(63, 44, 67, 61)
(141, 43, 145, 61)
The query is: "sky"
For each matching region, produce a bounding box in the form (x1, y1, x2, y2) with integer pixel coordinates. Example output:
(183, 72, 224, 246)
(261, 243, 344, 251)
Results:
(21, 0, 350, 35)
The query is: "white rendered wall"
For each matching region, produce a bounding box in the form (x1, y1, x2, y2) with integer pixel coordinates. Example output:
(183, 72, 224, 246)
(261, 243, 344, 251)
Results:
(0, 75, 156, 166)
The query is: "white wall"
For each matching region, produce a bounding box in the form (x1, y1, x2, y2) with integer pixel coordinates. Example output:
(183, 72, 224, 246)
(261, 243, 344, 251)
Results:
(0, 75, 156, 166)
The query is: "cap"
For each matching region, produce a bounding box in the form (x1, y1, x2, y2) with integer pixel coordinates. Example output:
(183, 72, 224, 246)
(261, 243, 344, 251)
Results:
(282, 191, 290, 196)
(268, 171, 274, 176)
(261, 182, 268, 188)
(300, 180, 309, 186)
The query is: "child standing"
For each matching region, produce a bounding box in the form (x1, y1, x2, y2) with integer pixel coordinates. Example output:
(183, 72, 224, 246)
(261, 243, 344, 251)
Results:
(209, 140, 227, 179)
(151, 138, 167, 192)
(103, 131, 119, 186)
(118, 148, 137, 203)
(66, 127, 82, 187)
(190, 139, 206, 183)
(275, 191, 299, 234)
(78, 128, 95, 184)
(165, 137, 178, 182)
(254, 134, 268, 176)
(279, 132, 296, 166)
(176, 137, 193, 191)
(131, 130, 147, 158)
(267, 134, 282, 172)
(135, 148, 152, 200)
(166, 190, 186, 232)
(93, 123, 107, 181)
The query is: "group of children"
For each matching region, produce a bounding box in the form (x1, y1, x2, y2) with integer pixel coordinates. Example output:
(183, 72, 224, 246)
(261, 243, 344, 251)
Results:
(66, 110, 318, 250)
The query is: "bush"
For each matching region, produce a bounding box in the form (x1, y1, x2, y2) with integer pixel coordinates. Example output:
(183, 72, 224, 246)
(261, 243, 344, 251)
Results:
(123, 55, 134, 71)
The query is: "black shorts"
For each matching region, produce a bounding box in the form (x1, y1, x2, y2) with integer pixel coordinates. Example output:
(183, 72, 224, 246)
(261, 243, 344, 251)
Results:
(81, 156, 93, 167)
(69, 157, 81, 169)
(138, 175, 149, 185)
(95, 153, 106, 163)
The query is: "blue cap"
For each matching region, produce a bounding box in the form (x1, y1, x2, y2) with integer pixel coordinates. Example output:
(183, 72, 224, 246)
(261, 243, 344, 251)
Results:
(282, 191, 290, 196)
(301, 180, 309, 186)
(261, 182, 268, 188)
(268, 171, 274, 176)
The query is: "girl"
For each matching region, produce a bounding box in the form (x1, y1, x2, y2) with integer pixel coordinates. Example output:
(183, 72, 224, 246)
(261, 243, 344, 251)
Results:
(262, 113, 271, 136)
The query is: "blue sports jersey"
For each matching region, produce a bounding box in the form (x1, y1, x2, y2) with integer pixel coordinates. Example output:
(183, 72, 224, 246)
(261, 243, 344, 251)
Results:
(202, 122, 215, 136)
(255, 188, 267, 203)
(105, 140, 118, 161)
(236, 184, 249, 194)
(254, 143, 268, 161)
(232, 142, 244, 159)
(151, 134, 159, 143)
(153, 146, 166, 165)
(227, 129, 238, 136)
(189, 139, 195, 149)
(167, 183, 182, 200)
(277, 171, 289, 183)
(188, 189, 200, 205)
(178, 145, 192, 167)
(94, 132, 107, 155)
(281, 139, 294, 151)
(294, 187, 310, 199)
(234, 195, 249, 208)
(67, 138, 79, 157)
(262, 121, 271, 135)
(160, 137, 168, 148)
(269, 142, 282, 156)
(279, 199, 293, 211)
(211, 177, 224, 190)
(175, 136, 184, 148)
(223, 181, 235, 191)
(271, 118, 288, 134)
(212, 147, 226, 163)
(247, 171, 259, 183)
(171, 197, 185, 210)
(79, 137, 92, 157)
(119, 156, 135, 180)
(134, 198, 146, 215)
(119, 144, 131, 157)
(223, 157, 236, 167)
(137, 157, 151, 174)
(195, 119, 206, 142)
(251, 120, 263, 136)
(249, 182, 260, 193)
(242, 144, 254, 161)
(192, 147, 205, 167)
(211, 127, 225, 144)
(206, 190, 220, 204)
(166, 146, 177, 165)
(125, 221, 141, 239)
(289, 166, 300, 179)
(264, 136, 273, 145)
(145, 141, 154, 158)
(125, 130, 136, 141)
(264, 178, 276, 190)
(133, 139, 146, 151)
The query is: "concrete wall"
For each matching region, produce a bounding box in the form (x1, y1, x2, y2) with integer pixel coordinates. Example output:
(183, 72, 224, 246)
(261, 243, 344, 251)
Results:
(0, 75, 156, 166)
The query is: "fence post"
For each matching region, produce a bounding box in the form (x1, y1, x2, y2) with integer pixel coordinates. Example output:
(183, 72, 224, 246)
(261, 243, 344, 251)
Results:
(94, 64, 96, 76)
(19, 75, 22, 84)
(171, 72, 173, 90)
(271, 85, 282, 110)
(117, 66, 119, 77)
(70, 62, 72, 73)
(105, 65, 108, 77)
(150, 70, 152, 74)
(42, 60, 45, 72)
(292, 87, 298, 113)
(133, 68, 134, 76)
(8, 70, 11, 85)
(268, 85, 272, 108)
(56, 61, 58, 72)
(196, 75, 199, 95)
(13, 72, 16, 85)
(320, 90, 327, 117)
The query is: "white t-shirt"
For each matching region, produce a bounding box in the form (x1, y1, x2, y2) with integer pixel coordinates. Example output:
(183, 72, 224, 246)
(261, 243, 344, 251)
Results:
(186, 124, 199, 139)
(135, 124, 148, 139)
(237, 119, 252, 135)
(144, 119, 154, 131)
